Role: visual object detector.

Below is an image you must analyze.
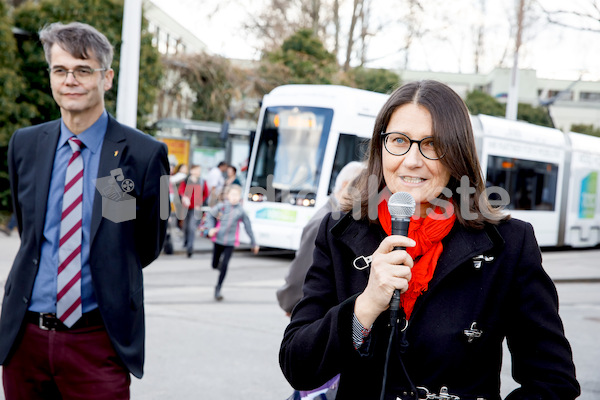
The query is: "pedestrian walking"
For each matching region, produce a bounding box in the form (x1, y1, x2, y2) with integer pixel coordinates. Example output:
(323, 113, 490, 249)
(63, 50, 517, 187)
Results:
(205, 184, 259, 301)
(219, 165, 242, 201)
(0, 213, 17, 236)
(178, 165, 209, 257)
(206, 161, 227, 206)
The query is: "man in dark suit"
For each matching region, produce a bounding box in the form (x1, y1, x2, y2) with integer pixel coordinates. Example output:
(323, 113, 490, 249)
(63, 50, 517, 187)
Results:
(0, 22, 168, 399)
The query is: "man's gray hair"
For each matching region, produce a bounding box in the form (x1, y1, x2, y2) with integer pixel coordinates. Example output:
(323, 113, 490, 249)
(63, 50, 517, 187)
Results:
(39, 22, 114, 69)
(333, 161, 365, 195)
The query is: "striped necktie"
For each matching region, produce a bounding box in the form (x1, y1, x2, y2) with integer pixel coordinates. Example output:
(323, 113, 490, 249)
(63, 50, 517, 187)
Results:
(57, 137, 84, 327)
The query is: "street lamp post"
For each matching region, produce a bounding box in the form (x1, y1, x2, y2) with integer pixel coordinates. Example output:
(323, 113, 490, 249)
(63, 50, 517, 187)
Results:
(506, 0, 525, 121)
(116, 0, 142, 128)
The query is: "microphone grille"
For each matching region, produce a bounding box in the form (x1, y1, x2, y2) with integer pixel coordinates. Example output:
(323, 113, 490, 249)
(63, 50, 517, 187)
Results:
(388, 192, 416, 218)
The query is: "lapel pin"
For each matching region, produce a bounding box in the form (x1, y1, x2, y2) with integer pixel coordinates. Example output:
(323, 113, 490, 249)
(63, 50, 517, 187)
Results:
(114, 150, 119, 157)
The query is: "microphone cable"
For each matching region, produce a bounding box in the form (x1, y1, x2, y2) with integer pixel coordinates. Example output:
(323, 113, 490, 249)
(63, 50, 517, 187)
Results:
(379, 311, 414, 400)
(380, 250, 405, 398)
(379, 318, 397, 400)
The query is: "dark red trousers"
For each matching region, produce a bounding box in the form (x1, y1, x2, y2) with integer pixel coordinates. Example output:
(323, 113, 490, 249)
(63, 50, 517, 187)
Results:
(2, 322, 130, 400)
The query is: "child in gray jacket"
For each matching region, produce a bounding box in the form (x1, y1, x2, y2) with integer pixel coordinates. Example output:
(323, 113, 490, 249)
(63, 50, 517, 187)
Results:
(205, 184, 259, 300)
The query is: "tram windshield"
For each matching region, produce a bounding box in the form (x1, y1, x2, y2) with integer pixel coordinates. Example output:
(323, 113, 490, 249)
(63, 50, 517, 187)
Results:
(249, 106, 333, 206)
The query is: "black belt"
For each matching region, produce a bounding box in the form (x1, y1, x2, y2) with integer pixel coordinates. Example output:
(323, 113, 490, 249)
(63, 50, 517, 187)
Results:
(26, 309, 103, 331)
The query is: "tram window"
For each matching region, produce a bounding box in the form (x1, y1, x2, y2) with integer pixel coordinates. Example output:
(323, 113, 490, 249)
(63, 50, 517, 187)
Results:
(486, 156, 559, 211)
(328, 134, 369, 194)
(250, 106, 333, 205)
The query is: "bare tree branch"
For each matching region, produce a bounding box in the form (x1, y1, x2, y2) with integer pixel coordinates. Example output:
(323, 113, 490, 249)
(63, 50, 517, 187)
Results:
(537, 0, 600, 33)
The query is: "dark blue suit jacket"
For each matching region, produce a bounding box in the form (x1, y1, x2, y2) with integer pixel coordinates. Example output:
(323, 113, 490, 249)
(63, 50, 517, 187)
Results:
(0, 115, 169, 378)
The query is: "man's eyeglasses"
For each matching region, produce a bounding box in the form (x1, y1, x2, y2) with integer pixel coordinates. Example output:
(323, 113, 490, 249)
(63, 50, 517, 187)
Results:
(48, 67, 107, 82)
(381, 132, 445, 160)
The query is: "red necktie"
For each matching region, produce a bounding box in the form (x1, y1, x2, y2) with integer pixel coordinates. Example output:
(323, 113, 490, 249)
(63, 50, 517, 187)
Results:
(57, 137, 84, 327)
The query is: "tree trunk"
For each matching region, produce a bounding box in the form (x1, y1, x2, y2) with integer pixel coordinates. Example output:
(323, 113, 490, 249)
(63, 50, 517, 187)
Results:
(333, 0, 340, 59)
(344, 0, 363, 71)
(473, 0, 486, 74)
(402, 0, 422, 69)
(358, 0, 372, 66)
(311, 0, 320, 36)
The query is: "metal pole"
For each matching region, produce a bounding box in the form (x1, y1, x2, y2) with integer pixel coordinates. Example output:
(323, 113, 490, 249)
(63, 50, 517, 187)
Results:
(116, 0, 142, 128)
(506, 0, 525, 121)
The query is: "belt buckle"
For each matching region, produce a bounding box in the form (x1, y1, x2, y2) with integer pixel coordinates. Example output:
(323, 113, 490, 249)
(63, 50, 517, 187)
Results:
(38, 313, 58, 331)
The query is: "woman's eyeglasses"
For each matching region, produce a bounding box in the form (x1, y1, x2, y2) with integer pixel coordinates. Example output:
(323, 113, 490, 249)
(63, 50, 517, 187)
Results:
(381, 132, 445, 160)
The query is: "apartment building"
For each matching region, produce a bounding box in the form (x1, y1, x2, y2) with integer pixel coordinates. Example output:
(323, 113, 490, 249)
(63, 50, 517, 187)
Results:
(401, 68, 600, 132)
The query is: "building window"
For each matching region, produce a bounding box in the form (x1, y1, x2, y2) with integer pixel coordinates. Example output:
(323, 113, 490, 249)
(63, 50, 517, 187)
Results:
(157, 30, 168, 54)
(149, 24, 158, 49)
(580, 92, 600, 102)
(168, 36, 178, 55)
(540, 89, 573, 102)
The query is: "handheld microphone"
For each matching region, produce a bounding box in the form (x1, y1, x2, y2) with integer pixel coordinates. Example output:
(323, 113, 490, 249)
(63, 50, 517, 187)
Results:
(387, 192, 416, 321)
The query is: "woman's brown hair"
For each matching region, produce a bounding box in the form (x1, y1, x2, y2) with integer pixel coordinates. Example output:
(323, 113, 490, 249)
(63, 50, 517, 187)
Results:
(342, 80, 508, 229)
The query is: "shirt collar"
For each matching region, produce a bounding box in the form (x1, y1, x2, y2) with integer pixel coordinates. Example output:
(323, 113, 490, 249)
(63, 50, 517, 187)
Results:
(59, 110, 108, 154)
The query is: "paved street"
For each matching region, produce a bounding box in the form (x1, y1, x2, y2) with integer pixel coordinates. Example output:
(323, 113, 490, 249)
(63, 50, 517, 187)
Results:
(0, 233, 599, 399)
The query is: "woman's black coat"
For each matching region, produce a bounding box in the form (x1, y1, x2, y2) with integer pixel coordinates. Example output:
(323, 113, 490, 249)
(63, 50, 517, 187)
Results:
(279, 213, 580, 400)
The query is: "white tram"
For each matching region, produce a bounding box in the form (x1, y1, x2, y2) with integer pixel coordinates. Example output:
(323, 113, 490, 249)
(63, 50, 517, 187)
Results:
(242, 85, 600, 250)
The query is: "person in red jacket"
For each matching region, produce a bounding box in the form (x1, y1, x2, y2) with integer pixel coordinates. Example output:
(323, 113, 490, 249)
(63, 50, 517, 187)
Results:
(178, 165, 209, 257)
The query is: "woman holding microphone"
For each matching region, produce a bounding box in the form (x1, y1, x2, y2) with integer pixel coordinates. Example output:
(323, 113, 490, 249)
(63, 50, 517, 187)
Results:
(279, 80, 579, 400)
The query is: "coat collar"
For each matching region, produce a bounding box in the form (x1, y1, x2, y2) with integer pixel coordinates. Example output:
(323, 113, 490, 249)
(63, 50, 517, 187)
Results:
(32, 115, 128, 248)
(34, 120, 62, 247)
(330, 212, 386, 260)
(428, 222, 504, 291)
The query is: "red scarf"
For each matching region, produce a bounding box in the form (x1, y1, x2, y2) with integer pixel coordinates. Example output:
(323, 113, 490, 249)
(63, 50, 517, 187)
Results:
(378, 200, 456, 319)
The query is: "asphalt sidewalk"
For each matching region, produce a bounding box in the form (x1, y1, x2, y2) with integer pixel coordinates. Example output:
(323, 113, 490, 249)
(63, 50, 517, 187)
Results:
(538, 246, 600, 283)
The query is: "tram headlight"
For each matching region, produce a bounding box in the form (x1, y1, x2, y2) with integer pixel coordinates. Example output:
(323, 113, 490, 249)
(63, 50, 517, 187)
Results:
(250, 193, 264, 202)
(292, 194, 317, 207)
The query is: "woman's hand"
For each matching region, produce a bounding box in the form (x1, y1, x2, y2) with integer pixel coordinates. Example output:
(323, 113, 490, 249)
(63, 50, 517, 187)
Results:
(354, 235, 415, 328)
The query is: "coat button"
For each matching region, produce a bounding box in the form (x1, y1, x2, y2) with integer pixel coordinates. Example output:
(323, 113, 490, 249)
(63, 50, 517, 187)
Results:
(32, 258, 38, 265)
